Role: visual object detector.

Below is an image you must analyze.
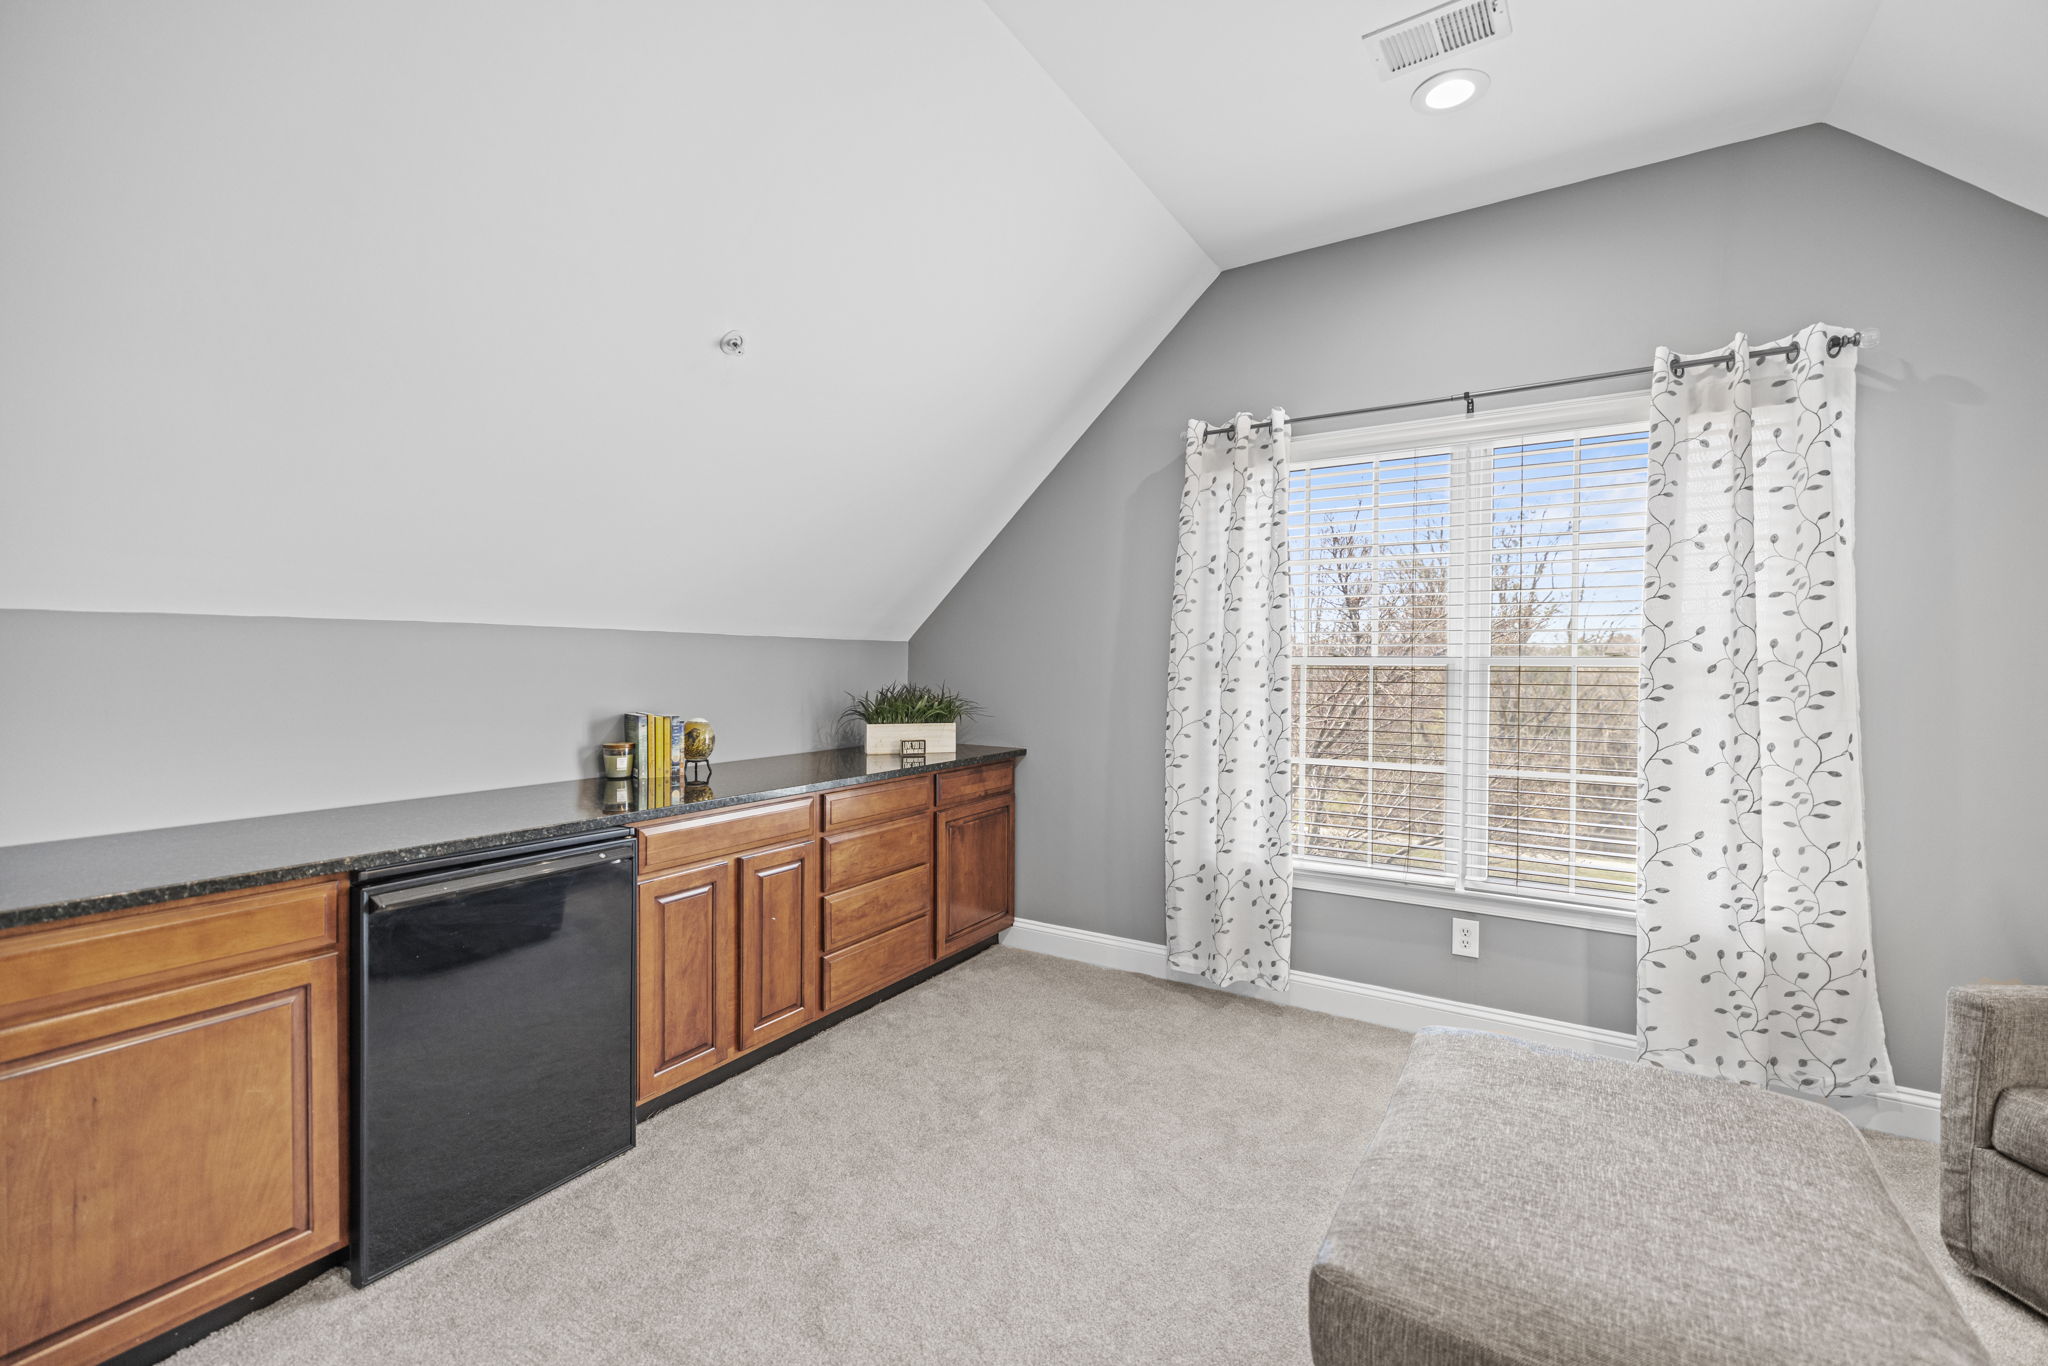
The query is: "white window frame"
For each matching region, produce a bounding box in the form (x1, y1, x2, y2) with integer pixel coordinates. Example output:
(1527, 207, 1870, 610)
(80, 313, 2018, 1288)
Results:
(1286, 391, 1650, 936)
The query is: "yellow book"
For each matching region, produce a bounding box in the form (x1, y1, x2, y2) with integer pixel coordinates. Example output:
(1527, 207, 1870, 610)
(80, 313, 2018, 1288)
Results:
(656, 715, 671, 805)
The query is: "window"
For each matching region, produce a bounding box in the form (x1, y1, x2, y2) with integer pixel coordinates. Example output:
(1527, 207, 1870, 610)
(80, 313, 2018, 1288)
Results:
(1286, 396, 1649, 913)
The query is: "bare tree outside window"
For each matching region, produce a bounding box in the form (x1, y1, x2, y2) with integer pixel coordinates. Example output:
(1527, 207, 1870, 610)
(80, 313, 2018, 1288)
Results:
(1288, 428, 1647, 903)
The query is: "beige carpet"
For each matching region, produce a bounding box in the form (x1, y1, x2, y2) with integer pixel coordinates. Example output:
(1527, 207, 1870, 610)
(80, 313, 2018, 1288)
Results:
(1867, 1133, 2048, 1363)
(172, 947, 2048, 1365)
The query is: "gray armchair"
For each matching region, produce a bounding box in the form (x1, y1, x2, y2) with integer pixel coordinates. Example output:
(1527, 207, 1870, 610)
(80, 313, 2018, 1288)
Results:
(1942, 985, 2048, 1314)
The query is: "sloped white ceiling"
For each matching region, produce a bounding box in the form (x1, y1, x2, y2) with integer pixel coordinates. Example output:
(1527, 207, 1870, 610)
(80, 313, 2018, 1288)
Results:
(979, 0, 1881, 268)
(8, 2, 2038, 650)
(0, 0, 1216, 641)
(1828, 2, 2048, 223)
(982, 0, 2048, 269)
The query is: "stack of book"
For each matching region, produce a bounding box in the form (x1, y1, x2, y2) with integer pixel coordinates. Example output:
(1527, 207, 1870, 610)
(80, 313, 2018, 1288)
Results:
(621, 712, 687, 806)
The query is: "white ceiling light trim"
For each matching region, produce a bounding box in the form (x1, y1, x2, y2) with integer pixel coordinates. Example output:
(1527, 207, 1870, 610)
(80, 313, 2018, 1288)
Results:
(1412, 68, 1489, 112)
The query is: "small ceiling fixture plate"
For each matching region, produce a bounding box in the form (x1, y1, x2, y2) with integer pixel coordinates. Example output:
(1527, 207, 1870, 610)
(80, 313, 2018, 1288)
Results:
(1412, 68, 1489, 113)
(1365, 0, 1512, 80)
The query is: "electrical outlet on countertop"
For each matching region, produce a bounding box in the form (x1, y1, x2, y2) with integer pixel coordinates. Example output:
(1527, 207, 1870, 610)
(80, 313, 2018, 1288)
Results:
(1452, 917, 1480, 958)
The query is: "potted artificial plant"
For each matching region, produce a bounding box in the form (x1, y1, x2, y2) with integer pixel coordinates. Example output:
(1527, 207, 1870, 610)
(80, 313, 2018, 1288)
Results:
(842, 683, 981, 756)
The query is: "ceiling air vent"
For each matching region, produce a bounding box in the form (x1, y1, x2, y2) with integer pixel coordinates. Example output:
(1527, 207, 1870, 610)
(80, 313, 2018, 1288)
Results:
(1364, 0, 1512, 80)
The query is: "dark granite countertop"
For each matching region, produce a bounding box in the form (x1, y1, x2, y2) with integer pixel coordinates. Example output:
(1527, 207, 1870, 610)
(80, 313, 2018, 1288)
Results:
(0, 744, 1024, 932)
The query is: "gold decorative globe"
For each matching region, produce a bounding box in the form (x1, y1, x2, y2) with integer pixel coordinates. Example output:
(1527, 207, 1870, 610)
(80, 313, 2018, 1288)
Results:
(683, 718, 715, 762)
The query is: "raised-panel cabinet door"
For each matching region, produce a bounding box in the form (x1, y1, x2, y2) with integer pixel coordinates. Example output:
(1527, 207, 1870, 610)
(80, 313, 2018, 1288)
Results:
(936, 796, 1015, 957)
(736, 840, 817, 1051)
(635, 860, 736, 1104)
(0, 955, 344, 1366)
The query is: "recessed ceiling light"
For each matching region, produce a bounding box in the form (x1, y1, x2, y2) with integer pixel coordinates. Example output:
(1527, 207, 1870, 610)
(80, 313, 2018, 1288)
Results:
(1411, 68, 1488, 113)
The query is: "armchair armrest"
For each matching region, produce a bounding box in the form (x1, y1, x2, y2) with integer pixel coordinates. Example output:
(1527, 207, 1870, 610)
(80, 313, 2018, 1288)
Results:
(1944, 986, 2048, 1151)
(1943, 985, 2048, 1270)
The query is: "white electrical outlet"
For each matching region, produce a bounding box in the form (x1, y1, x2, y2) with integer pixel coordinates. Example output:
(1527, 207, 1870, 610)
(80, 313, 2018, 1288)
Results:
(1452, 917, 1480, 958)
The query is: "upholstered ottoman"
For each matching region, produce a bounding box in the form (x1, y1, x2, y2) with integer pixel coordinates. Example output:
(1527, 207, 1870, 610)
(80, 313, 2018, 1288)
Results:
(1310, 1029, 1987, 1366)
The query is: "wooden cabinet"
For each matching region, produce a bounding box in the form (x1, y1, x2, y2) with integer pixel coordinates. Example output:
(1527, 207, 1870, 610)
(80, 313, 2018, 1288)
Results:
(635, 860, 736, 1098)
(637, 796, 815, 877)
(629, 763, 1015, 1108)
(822, 776, 931, 832)
(935, 761, 1012, 810)
(736, 840, 817, 1051)
(820, 814, 930, 892)
(821, 916, 930, 1013)
(0, 755, 1018, 1360)
(816, 780, 935, 994)
(821, 864, 930, 953)
(936, 793, 1015, 956)
(0, 878, 347, 1366)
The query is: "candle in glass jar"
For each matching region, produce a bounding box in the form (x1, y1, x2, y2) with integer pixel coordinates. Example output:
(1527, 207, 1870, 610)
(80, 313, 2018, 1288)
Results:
(600, 742, 634, 779)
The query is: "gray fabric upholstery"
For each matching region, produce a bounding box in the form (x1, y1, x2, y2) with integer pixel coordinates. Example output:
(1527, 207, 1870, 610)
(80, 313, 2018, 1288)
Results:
(1992, 1087, 2048, 1176)
(1964, 1149, 2048, 1313)
(1942, 986, 2048, 1313)
(1310, 1028, 1988, 1366)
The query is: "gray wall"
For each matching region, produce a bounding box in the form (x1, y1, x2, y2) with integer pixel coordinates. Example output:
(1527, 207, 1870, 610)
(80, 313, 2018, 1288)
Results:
(0, 610, 903, 845)
(911, 125, 2048, 1092)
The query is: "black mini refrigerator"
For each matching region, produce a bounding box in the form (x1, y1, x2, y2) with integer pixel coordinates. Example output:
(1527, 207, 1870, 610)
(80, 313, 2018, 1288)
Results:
(352, 830, 636, 1285)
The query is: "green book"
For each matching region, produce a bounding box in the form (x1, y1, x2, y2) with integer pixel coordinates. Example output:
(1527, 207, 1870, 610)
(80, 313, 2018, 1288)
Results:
(622, 713, 649, 789)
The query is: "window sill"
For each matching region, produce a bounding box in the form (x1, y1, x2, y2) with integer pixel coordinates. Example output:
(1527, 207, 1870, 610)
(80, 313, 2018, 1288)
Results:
(1291, 857, 1639, 936)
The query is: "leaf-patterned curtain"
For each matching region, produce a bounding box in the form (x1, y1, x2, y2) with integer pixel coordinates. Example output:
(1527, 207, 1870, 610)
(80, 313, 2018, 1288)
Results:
(1637, 324, 1894, 1097)
(1165, 411, 1293, 990)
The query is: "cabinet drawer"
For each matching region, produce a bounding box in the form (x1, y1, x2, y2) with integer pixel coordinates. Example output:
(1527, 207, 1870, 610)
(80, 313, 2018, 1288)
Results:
(820, 915, 932, 1014)
(822, 776, 931, 832)
(637, 797, 816, 875)
(936, 762, 1013, 808)
(821, 864, 931, 954)
(821, 815, 931, 892)
(0, 877, 344, 1024)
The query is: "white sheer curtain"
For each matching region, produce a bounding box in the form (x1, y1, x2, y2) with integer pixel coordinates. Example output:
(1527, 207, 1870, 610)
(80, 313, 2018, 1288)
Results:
(1636, 324, 1894, 1097)
(1165, 411, 1294, 989)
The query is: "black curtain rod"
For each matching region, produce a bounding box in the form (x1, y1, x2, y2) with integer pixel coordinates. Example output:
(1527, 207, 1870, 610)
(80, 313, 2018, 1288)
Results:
(1202, 332, 1866, 437)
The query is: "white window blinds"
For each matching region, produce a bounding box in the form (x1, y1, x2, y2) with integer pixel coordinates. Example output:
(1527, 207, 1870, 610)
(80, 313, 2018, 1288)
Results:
(1287, 416, 1648, 907)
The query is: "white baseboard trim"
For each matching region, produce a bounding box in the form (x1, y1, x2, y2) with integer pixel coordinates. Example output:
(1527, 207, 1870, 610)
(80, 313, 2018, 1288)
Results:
(998, 917, 1940, 1142)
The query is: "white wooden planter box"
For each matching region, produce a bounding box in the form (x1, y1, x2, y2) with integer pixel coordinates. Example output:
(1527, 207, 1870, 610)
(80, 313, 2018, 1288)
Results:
(862, 722, 957, 756)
